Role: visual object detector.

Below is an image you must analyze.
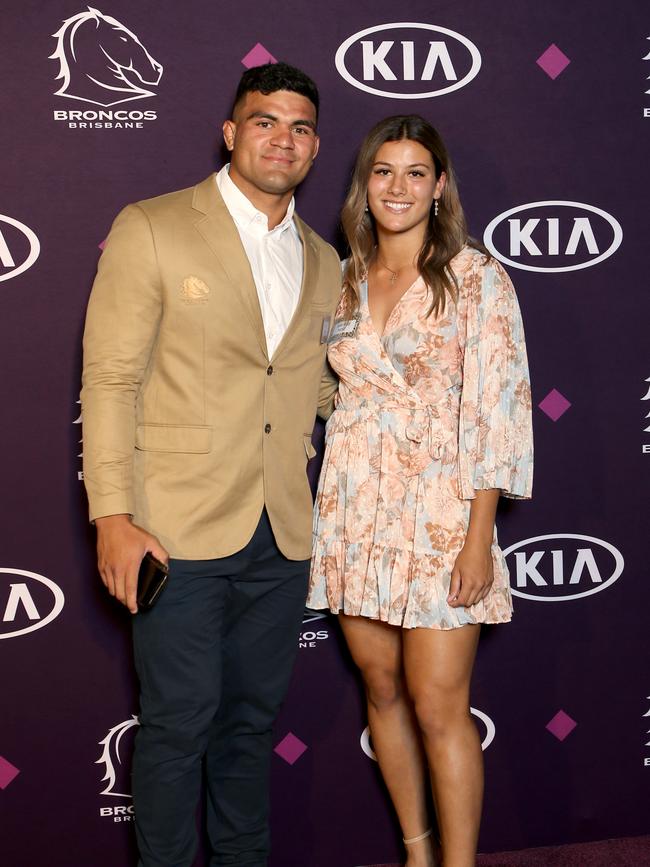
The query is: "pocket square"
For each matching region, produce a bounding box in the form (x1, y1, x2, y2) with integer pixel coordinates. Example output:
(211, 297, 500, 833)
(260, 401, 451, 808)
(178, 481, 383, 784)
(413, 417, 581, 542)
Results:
(180, 275, 210, 304)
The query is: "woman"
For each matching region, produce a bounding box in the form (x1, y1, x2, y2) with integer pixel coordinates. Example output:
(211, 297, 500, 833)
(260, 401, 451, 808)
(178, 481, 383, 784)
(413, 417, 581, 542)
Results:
(308, 116, 533, 867)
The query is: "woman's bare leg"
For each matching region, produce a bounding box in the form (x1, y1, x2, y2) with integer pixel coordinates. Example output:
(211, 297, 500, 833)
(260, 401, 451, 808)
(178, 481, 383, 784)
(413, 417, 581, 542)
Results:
(339, 614, 437, 867)
(403, 624, 482, 867)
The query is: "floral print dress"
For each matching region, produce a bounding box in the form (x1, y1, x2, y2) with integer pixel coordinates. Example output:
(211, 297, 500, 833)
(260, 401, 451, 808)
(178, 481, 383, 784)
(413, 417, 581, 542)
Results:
(307, 247, 533, 630)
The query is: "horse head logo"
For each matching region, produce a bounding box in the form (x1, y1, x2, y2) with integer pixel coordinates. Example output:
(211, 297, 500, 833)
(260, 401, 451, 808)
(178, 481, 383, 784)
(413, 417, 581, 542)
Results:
(50, 7, 163, 107)
(95, 715, 139, 797)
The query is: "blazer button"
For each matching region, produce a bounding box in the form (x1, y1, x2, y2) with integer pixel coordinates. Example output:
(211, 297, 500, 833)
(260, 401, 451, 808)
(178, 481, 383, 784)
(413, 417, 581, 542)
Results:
(264, 423, 272, 433)
(267, 365, 273, 375)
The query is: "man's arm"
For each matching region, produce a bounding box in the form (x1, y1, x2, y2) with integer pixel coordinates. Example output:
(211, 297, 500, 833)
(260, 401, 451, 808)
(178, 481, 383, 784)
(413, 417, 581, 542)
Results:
(316, 246, 342, 420)
(316, 358, 338, 421)
(81, 204, 168, 612)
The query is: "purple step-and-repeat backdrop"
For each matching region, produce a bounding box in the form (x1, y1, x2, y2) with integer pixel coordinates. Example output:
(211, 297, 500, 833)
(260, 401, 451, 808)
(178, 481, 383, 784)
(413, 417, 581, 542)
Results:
(1, 2, 648, 865)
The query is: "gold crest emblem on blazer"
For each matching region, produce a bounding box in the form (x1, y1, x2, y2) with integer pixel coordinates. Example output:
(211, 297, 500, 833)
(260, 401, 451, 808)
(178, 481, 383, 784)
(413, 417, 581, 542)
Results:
(180, 275, 210, 304)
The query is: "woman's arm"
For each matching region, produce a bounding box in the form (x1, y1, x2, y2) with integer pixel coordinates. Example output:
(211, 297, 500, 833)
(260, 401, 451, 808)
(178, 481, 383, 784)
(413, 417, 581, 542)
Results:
(448, 489, 500, 608)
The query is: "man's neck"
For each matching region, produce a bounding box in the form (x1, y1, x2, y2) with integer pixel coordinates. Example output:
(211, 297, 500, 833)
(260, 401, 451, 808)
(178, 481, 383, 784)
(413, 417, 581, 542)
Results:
(228, 167, 293, 230)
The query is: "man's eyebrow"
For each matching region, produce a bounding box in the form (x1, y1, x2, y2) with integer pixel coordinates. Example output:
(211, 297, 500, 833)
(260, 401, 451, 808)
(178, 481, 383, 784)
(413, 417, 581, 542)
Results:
(246, 111, 316, 131)
(246, 111, 278, 122)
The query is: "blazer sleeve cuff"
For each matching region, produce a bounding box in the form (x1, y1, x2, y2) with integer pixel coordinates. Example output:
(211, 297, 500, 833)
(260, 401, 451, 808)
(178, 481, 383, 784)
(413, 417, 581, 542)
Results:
(88, 492, 135, 524)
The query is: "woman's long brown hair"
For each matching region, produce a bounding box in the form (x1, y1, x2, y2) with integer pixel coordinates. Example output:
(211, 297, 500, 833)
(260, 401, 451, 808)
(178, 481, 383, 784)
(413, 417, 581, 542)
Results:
(341, 115, 485, 318)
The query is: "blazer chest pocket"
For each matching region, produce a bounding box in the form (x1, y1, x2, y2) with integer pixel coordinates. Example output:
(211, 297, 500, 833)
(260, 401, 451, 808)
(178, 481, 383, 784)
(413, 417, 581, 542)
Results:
(135, 424, 212, 453)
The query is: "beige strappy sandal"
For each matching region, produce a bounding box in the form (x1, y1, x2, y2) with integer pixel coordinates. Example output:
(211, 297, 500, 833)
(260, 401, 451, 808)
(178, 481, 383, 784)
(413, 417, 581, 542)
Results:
(403, 828, 436, 865)
(403, 828, 433, 845)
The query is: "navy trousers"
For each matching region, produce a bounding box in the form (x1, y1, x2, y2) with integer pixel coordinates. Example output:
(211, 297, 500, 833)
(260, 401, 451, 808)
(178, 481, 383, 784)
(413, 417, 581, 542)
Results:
(131, 510, 309, 867)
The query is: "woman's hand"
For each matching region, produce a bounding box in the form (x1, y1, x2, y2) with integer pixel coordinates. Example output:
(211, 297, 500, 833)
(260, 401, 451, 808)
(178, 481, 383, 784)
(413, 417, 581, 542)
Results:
(447, 488, 500, 608)
(447, 538, 494, 608)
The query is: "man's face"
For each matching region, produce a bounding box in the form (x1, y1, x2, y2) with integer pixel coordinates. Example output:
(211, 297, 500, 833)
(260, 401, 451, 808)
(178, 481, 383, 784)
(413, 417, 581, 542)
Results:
(223, 89, 319, 200)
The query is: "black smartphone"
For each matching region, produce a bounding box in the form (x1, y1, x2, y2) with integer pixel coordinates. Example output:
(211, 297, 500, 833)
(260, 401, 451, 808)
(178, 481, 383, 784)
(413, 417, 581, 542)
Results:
(136, 552, 169, 610)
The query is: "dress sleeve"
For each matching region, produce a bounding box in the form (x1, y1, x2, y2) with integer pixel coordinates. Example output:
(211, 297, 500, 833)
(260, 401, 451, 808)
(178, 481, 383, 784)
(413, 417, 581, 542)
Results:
(457, 256, 533, 500)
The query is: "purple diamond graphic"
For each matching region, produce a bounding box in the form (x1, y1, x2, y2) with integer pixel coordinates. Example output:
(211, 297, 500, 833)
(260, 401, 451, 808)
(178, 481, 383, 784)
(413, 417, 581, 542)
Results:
(546, 710, 577, 741)
(538, 388, 571, 421)
(274, 732, 307, 765)
(536, 44, 571, 80)
(0, 756, 20, 790)
(98, 238, 106, 250)
(241, 43, 277, 69)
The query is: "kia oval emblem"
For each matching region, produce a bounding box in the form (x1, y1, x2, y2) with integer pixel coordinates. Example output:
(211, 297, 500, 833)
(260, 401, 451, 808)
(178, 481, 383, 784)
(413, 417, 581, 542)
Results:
(483, 201, 622, 273)
(0, 568, 65, 638)
(0, 215, 40, 283)
(503, 534, 624, 602)
(335, 22, 481, 99)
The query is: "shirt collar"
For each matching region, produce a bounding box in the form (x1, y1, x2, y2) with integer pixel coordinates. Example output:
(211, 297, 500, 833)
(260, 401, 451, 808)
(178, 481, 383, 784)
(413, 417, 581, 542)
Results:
(216, 164, 296, 237)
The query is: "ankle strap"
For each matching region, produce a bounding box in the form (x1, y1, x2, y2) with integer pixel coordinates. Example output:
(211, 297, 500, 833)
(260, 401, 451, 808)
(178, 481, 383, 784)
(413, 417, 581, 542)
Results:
(403, 828, 432, 845)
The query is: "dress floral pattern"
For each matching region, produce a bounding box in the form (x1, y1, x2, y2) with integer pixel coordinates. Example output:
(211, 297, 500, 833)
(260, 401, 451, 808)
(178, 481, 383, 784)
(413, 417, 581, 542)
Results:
(307, 247, 533, 629)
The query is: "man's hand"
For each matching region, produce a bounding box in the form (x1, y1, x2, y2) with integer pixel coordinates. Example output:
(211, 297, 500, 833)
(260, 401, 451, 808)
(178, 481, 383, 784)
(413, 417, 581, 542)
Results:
(447, 539, 494, 609)
(95, 514, 169, 614)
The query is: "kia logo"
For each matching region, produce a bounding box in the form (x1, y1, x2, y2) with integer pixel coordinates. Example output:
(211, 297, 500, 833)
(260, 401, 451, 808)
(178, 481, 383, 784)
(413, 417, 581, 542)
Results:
(503, 534, 624, 602)
(483, 201, 622, 273)
(0, 568, 65, 638)
(335, 22, 481, 99)
(0, 215, 40, 282)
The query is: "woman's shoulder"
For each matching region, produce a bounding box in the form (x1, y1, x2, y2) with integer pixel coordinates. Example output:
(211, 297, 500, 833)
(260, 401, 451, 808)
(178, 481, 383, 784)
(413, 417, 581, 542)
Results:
(450, 244, 489, 274)
(452, 244, 514, 300)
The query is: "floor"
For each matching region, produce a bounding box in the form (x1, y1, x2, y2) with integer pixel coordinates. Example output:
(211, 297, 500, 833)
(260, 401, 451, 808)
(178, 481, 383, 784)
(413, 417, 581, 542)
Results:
(366, 834, 650, 867)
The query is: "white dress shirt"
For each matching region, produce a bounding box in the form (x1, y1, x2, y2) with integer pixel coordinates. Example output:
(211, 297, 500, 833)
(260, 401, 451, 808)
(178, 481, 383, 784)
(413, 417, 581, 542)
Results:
(216, 165, 303, 358)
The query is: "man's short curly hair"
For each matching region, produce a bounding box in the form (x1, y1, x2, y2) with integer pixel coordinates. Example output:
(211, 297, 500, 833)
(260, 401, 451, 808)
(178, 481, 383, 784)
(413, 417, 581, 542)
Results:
(232, 62, 319, 120)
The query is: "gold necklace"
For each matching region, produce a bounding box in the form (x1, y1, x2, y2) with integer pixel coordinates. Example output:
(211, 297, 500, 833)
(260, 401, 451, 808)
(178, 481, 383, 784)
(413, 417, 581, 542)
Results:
(377, 255, 401, 286)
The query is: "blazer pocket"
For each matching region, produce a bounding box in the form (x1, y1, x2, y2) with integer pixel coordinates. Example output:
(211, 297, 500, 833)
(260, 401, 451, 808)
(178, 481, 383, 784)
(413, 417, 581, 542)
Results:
(303, 435, 317, 461)
(135, 424, 212, 453)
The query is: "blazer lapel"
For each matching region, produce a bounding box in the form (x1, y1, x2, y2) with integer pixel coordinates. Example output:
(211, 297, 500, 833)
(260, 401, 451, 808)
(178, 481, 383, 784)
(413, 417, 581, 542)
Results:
(192, 175, 268, 359)
(271, 215, 320, 361)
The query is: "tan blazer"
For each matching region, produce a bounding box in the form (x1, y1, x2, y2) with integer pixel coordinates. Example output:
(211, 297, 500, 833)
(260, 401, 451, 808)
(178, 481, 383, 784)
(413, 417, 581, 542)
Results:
(81, 174, 341, 560)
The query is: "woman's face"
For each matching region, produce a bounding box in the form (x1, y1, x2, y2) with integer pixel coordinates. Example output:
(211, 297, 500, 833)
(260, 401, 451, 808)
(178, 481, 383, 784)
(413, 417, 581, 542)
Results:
(366, 139, 445, 238)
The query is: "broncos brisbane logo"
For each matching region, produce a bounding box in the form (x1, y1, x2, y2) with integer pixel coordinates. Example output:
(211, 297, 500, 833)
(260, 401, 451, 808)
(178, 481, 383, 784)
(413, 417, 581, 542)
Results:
(96, 715, 140, 797)
(50, 7, 163, 107)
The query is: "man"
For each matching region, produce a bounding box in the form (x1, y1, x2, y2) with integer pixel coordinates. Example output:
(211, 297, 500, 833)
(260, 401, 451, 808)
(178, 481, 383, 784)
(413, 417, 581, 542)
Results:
(81, 63, 340, 866)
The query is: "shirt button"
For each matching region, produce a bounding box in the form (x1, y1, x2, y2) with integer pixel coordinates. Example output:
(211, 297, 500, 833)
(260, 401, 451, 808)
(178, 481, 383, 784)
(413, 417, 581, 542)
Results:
(267, 365, 273, 375)
(264, 423, 272, 434)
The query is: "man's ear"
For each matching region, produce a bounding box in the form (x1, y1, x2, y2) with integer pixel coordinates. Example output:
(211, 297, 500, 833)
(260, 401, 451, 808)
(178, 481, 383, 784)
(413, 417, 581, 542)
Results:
(311, 135, 320, 162)
(222, 119, 236, 152)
